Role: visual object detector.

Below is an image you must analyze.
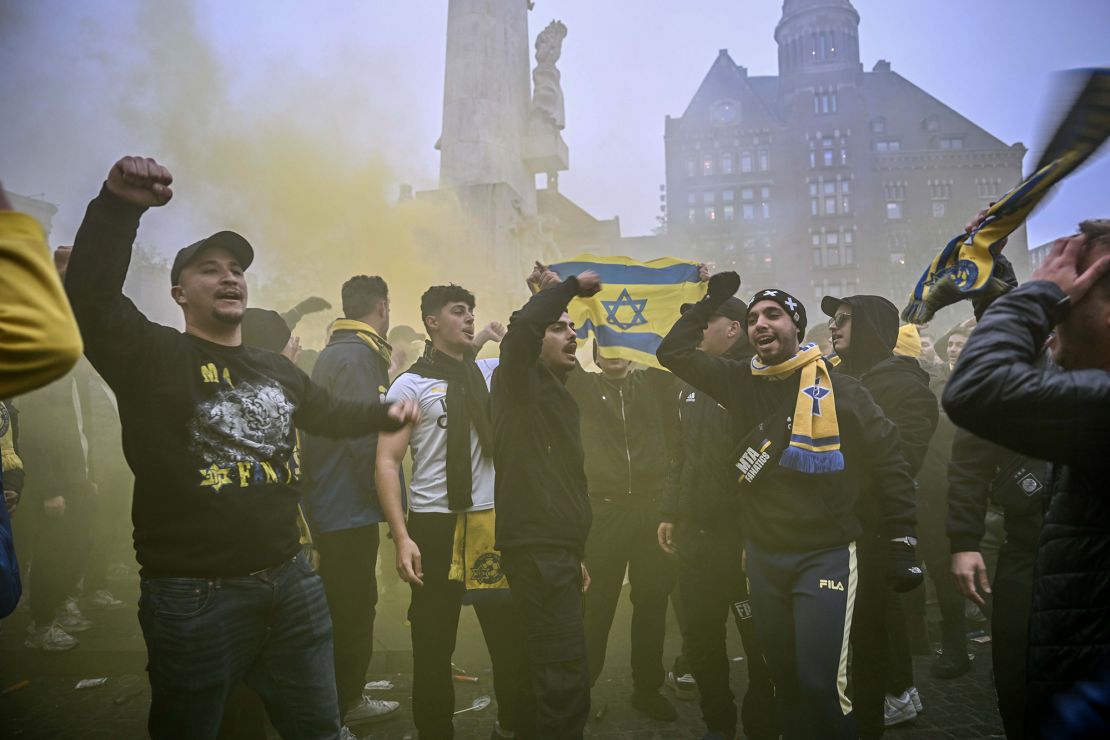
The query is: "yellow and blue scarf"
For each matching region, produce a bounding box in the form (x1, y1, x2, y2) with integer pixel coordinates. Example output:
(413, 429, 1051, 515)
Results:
(327, 319, 393, 367)
(902, 69, 1110, 323)
(752, 343, 844, 474)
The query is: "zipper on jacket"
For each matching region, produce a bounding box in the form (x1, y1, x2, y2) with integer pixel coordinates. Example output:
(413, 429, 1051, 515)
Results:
(620, 387, 632, 495)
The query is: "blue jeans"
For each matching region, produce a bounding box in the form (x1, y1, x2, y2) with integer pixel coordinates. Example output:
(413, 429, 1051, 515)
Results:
(138, 552, 340, 740)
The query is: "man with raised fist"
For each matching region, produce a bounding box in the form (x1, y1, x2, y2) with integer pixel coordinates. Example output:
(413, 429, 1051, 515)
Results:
(64, 156, 418, 740)
(658, 271, 920, 740)
(491, 266, 601, 740)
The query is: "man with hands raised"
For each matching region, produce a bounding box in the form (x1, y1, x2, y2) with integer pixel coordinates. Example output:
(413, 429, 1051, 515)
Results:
(658, 270, 920, 740)
(64, 156, 417, 740)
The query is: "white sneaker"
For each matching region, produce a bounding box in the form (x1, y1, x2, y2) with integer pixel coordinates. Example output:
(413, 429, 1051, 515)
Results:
(25, 621, 79, 651)
(665, 670, 697, 701)
(86, 588, 126, 611)
(53, 609, 92, 633)
(343, 696, 400, 726)
(883, 690, 918, 727)
(907, 686, 923, 713)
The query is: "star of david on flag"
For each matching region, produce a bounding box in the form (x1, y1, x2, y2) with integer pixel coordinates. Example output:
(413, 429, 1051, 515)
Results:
(546, 254, 707, 370)
(602, 289, 648, 330)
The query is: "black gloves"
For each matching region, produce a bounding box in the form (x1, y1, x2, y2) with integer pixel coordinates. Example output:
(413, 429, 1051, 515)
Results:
(888, 539, 924, 593)
(706, 271, 741, 308)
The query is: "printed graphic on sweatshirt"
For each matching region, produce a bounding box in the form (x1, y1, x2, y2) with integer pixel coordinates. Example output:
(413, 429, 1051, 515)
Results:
(188, 380, 300, 492)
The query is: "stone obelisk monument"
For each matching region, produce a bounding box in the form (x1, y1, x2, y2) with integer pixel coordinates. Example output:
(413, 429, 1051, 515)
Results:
(436, 0, 569, 291)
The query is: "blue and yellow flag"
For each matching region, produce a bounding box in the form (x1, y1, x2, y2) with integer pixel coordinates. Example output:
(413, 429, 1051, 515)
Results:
(902, 68, 1110, 323)
(549, 255, 706, 369)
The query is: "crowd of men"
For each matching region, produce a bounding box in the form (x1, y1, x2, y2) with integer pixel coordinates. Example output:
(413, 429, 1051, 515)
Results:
(1, 154, 1108, 740)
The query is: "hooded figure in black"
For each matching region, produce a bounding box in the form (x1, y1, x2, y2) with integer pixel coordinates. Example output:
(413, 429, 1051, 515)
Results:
(822, 294, 938, 738)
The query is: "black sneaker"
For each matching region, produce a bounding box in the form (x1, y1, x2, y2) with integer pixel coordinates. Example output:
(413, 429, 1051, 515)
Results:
(631, 689, 678, 722)
(931, 652, 970, 679)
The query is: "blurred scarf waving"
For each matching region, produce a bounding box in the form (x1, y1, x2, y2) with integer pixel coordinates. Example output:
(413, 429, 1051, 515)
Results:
(902, 69, 1110, 323)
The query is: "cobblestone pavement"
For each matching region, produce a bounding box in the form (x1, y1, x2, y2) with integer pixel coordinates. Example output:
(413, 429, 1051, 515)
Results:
(1, 574, 1004, 739)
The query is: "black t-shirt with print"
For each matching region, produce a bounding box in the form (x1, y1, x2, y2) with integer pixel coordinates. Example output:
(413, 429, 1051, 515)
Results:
(65, 187, 401, 577)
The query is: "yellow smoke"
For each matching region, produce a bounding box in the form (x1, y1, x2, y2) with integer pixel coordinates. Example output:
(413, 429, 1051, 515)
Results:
(115, 2, 485, 348)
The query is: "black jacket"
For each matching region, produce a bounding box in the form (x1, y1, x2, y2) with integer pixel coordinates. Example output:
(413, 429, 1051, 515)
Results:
(833, 295, 938, 476)
(660, 338, 753, 528)
(301, 327, 393, 533)
(491, 278, 591, 557)
(945, 427, 1044, 554)
(566, 365, 680, 503)
(832, 295, 938, 535)
(941, 279, 1110, 731)
(658, 297, 917, 553)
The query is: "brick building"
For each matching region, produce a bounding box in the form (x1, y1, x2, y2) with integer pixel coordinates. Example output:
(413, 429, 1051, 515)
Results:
(663, 0, 1028, 303)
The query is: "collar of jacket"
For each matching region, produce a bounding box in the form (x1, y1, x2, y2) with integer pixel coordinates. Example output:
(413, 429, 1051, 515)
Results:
(328, 319, 392, 364)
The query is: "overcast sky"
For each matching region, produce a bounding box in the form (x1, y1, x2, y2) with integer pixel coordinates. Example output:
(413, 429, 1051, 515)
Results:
(1, 0, 1106, 262)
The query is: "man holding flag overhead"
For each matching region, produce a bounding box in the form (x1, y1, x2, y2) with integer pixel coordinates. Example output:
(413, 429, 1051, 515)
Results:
(531, 257, 694, 721)
(658, 272, 921, 740)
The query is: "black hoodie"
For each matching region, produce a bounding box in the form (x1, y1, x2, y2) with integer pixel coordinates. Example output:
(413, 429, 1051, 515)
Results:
(491, 278, 592, 557)
(826, 295, 938, 538)
(827, 295, 938, 477)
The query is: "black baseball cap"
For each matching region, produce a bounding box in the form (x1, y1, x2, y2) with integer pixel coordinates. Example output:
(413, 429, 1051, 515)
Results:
(680, 296, 746, 322)
(170, 231, 254, 286)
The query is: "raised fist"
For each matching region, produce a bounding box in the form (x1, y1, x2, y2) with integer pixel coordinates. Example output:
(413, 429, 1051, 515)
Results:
(706, 271, 741, 305)
(294, 296, 332, 315)
(575, 270, 602, 297)
(106, 156, 173, 208)
(475, 321, 507, 346)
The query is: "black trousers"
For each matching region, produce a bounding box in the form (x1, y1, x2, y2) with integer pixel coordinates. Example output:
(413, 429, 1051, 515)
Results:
(992, 541, 1035, 740)
(407, 512, 523, 739)
(315, 524, 380, 716)
(676, 522, 777, 740)
(502, 545, 590, 740)
(919, 488, 967, 660)
(583, 501, 676, 691)
(746, 541, 859, 740)
(850, 538, 914, 740)
(30, 494, 89, 625)
(82, 474, 133, 592)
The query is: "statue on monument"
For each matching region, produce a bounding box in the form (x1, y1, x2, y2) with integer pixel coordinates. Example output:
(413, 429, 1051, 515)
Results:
(530, 20, 567, 131)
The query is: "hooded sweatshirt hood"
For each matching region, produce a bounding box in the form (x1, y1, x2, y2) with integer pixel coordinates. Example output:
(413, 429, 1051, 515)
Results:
(822, 294, 899, 377)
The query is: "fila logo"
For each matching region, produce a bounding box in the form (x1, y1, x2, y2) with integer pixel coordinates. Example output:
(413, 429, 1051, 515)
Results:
(819, 579, 845, 591)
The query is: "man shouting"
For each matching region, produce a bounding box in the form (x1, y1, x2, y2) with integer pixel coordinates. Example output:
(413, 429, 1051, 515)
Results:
(64, 156, 417, 740)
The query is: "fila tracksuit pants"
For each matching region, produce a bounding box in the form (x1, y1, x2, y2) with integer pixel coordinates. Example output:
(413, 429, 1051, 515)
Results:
(746, 540, 859, 740)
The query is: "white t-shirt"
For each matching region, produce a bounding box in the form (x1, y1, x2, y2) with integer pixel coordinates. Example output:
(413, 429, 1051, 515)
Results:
(386, 358, 499, 513)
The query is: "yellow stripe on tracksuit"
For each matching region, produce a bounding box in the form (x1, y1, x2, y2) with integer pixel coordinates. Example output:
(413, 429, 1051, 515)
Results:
(837, 541, 858, 715)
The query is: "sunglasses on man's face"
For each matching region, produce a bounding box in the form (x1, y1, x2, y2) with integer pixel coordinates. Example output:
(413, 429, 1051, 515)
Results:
(828, 312, 852, 329)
